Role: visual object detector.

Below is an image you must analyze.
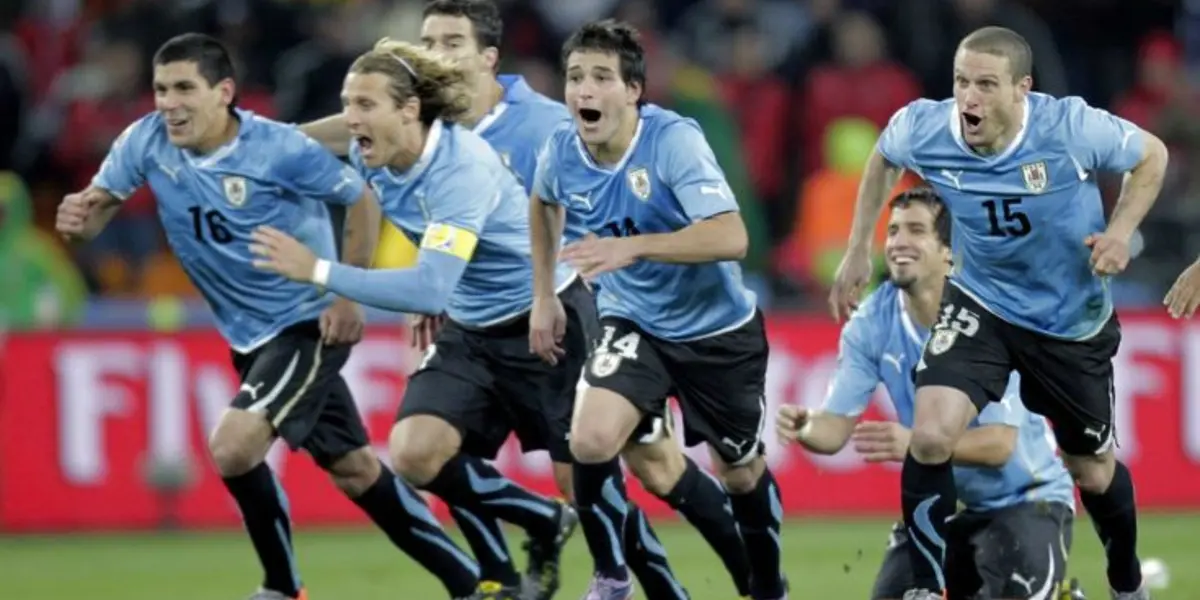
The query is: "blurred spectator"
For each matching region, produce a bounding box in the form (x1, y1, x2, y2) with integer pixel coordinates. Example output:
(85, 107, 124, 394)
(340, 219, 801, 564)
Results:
(0, 171, 86, 330)
(716, 20, 789, 218)
(675, 0, 809, 74)
(798, 11, 919, 175)
(0, 19, 29, 172)
(273, 6, 363, 124)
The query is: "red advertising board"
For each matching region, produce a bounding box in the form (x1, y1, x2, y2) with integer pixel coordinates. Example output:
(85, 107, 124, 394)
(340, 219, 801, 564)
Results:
(3, 313, 1200, 531)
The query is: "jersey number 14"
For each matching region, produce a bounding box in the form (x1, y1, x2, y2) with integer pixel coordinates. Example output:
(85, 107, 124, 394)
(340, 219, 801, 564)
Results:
(982, 198, 1031, 237)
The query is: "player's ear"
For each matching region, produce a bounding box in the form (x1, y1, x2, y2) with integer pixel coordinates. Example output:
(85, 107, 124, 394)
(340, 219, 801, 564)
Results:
(1016, 74, 1033, 96)
(625, 80, 643, 107)
(481, 46, 499, 72)
(218, 78, 236, 107)
(402, 96, 420, 122)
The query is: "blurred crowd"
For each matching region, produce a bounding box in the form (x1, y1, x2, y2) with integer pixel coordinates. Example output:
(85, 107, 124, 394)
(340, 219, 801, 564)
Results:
(0, 0, 1191, 329)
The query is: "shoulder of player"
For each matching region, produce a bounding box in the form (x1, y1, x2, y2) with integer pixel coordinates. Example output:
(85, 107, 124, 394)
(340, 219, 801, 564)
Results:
(893, 98, 954, 134)
(431, 125, 500, 179)
(118, 112, 167, 148)
(1028, 93, 1095, 128)
(844, 282, 899, 344)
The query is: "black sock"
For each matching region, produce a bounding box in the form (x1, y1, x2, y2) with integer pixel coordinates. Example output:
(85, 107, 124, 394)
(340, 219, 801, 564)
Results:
(900, 453, 956, 592)
(449, 506, 521, 586)
(222, 463, 302, 597)
(573, 459, 629, 580)
(425, 453, 561, 541)
(352, 463, 479, 597)
(660, 458, 752, 596)
(623, 503, 689, 600)
(1079, 460, 1143, 592)
(727, 468, 785, 598)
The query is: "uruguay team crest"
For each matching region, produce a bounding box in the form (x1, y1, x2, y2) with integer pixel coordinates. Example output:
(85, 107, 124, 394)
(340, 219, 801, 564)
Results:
(222, 176, 248, 207)
(928, 329, 958, 355)
(590, 352, 622, 378)
(627, 167, 650, 200)
(1021, 161, 1048, 194)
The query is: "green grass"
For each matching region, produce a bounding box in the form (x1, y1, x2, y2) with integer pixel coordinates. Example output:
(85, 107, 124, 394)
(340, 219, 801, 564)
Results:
(0, 515, 1193, 599)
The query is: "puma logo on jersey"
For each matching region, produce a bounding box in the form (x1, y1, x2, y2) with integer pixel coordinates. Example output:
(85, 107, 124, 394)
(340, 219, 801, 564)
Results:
(239, 381, 265, 401)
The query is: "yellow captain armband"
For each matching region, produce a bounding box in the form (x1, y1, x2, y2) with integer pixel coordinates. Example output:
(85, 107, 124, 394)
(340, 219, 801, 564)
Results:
(420, 223, 479, 261)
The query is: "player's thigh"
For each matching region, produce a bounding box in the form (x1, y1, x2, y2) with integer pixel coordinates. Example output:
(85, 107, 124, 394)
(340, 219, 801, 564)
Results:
(660, 312, 769, 467)
(303, 374, 371, 469)
(914, 284, 1015, 415)
(579, 316, 673, 439)
(975, 502, 1074, 599)
(230, 320, 352, 452)
(397, 322, 508, 460)
(870, 523, 917, 600)
(1013, 316, 1121, 457)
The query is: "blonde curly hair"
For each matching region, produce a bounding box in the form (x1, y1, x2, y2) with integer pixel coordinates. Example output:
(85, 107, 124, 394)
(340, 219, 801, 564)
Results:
(349, 38, 471, 125)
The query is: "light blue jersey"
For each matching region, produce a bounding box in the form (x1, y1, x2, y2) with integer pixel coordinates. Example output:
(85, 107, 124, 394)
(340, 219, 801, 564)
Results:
(344, 119, 575, 327)
(823, 282, 1075, 512)
(534, 104, 758, 341)
(878, 93, 1145, 339)
(92, 109, 364, 352)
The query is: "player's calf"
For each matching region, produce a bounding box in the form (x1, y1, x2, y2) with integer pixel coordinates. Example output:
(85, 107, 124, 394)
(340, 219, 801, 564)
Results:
(322, 445, 381, 496)
(209, 408, 302, 599)
(709, 450, 786, 600)
(1064, 450, 1144, 595)
(624, 437, 751, 597)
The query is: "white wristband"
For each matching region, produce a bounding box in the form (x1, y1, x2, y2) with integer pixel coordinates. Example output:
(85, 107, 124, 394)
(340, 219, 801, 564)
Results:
(311, 259, 333, 286)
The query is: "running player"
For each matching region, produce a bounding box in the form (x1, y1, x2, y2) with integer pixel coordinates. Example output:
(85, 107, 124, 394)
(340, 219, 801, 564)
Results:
(779, 189, 1077, 599)
(55, 33, 483, 600)
(829, 26, 1168, 600)
(529, 20, 786, 600)
(299, 3, 751, 598)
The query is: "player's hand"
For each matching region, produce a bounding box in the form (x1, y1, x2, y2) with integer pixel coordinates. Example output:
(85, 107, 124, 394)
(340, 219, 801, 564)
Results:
(829, 248, 873, 322)
(851, 420, 911, 463)
(409, 313, 445, 351)
(1165, 259, 1200, 318)
(56, 190, 100, 240)
(529, 294, 567, 365)
(319, 297, 364, 346)
(250, 226, 318, 282)
(775, 404, 811, 446)
(1084, 232, 1131, 276)
(560, 233, 638, 281)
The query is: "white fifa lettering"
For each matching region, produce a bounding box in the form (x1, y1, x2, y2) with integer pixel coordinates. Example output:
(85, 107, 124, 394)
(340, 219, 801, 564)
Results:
(54, 342, 142, 484)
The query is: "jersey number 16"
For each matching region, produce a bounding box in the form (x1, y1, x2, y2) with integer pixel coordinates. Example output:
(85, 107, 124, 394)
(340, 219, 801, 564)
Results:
(982, 198, 1032, 237)
(188, 207, 234, 244)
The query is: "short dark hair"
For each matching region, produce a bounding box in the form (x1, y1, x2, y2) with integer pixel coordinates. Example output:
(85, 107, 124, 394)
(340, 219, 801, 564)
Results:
(889, 187, 951, 247)
(423, 0, 503, 50)
(561, 19, 646, 106)
(959, 26, 1033, 82)
(153, 33, 237, 88)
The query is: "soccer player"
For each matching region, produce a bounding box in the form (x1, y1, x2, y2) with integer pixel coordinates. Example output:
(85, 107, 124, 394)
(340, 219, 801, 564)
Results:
(252, 39, 590, 600)
(828, 27, 1168, 600)
(529, 20, 786, 600)
(299, 3, 752, 599)
(54, 34, 483, 600)
(778, 189, 1077, 599)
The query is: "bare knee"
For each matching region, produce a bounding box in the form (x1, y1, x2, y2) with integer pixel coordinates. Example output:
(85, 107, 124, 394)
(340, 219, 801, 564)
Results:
(569, 388, 642, 464)
(623, 438, 687, 497)
(389, 415, 460, 487)
(909, 386, 975, 464)
(1064, 450, 1116, 494)
(324, 446, 382, 497)
(207, 409, 275, 477)
(712, 454, 766, 495)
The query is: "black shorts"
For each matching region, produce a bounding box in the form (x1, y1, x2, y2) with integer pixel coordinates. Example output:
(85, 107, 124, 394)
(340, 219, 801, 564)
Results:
(230, 320, 369, 466)
(872, 502, 1074, 600)
(915, 283, 1121, 456)
(584, 311, 769, 465)
(397, 279, 596, 463)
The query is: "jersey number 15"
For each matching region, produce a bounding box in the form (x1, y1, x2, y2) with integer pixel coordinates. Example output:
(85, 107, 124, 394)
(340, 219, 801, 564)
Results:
(982, 198, 1031, 237)
(188, 207, 234, 244)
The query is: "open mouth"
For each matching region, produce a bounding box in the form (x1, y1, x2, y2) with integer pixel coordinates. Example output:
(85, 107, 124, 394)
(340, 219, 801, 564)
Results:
(165, 116, 189, 129)
(355, 135, 374, 153)
(962, 112, 982, 129)
(889, 255, 917, 265)
(579, 109, 601, 124)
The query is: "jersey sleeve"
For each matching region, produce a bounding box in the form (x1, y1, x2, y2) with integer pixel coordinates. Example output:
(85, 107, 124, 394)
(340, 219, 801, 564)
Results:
(821, 312, 882, 418)
(1063, 97, 1145, 173)
(657, 121, 739, 221)
(975, 372, 1026, 427)
(532, 137, 563, 206)
(275, 127, 365, 205)
(91, 117, 153, 200)
(876, 104, 915, 170)
(420, 162, 493, 261)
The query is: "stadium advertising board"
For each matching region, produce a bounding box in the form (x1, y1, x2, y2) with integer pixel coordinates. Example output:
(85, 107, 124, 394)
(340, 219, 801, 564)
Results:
(3, 313, 1199, 530)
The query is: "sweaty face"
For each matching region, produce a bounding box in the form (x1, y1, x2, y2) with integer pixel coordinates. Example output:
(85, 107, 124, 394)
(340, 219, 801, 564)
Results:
(564, 50, 639, 145)
(342, 72, 409, 168)
(420, 15, 491, 83)
(952, 49, 1026, 150)
(153, 61, 232, 149)
(885, 204, 949, 289)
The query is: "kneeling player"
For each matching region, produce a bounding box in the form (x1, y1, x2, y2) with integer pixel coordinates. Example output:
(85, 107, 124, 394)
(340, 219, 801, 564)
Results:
(778, 189, 1076, 599)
